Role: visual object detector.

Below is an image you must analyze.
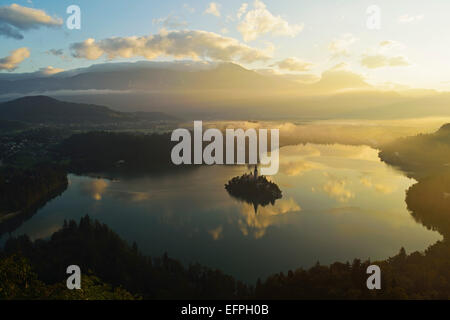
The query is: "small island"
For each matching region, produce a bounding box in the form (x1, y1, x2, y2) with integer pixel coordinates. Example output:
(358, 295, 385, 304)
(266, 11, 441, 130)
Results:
(225, 166, 282, 213)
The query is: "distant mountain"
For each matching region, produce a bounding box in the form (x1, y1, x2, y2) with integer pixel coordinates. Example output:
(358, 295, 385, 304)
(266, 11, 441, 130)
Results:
(0, 96, 175, 124)
(0, 62, 297, 95)
(338, 92, 450, 119)
(2, 61, 450, 120)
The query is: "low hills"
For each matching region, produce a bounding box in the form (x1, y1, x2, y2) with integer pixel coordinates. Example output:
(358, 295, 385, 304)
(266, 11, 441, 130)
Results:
(0, 96, 175, 124)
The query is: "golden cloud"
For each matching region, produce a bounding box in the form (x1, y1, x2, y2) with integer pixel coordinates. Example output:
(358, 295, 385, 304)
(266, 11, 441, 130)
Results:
(0, 47, 30, 71)
(204, 2, 221, 17)
(70, 30, 271, 63)
(38, 66, 64, 75)
(237, 0, 303, 42)
(237, 3, 248, 20)
(0, 3, 62, 39)
(272, 57, 313, 72)
(328, 34, 357, 57)
(398, 14, 424, 24)
(361, 54, 410, 69)
(311, 63, 371, 92)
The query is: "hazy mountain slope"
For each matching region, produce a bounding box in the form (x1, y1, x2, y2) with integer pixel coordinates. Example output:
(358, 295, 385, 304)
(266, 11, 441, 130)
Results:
(0, 96, 174, 124)
(339, 93, 450, 119)
(0, 63, 297, 95)
(1, 61, 449, 120)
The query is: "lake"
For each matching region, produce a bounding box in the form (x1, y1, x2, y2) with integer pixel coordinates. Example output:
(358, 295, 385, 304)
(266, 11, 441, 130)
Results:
(0, 143, 441, 283)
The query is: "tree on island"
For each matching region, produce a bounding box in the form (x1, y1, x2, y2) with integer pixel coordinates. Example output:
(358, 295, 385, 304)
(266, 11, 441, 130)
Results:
(225, 166, 282, 213)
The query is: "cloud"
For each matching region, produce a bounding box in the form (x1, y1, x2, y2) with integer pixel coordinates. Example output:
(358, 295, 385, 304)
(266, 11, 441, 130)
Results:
(255, 68, 320, 83)
(0, 3, 62, 39)
(38, 66, 64, 75)
(272, 57, 313, 72)
(328, 33, 357, 57)
(379, 40, 398, 48)
(0, 47, 30, 71)
(237, 0, 303, 42)
(204, 2, 221, 17)
(361, 54, 410, 69)
(312, 63, 371, 92)
(398, 14, 424, 24)
(225, 14, 235, 23)
(378, 40, 406, 53)
(70, 30, 271, 63)
(152, 14, 188, 29)
(46, 48, 64, 56)
(360, 40, 410, 69)
(0, 22, 23, 39)
(183, 4, 195, 14)
(237, 3, 248, 19)
(45, 48, 70, 62)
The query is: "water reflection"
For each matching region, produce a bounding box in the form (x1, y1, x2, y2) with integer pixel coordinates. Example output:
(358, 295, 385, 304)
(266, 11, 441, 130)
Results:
(79, 178, 109, 200)
(0, 143, 442, 282)
(322, 172, 355, 203)
(238, 198, 301, 238)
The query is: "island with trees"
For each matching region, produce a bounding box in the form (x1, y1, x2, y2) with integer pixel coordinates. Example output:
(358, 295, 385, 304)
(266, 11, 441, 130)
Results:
(225, 166, 282, 212)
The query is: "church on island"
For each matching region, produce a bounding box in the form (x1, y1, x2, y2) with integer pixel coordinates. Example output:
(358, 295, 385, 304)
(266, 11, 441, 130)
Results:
(253, 165, 258, 180)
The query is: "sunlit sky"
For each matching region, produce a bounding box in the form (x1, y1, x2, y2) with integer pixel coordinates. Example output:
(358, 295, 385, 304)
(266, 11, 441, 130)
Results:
(2, 0, 450, 90)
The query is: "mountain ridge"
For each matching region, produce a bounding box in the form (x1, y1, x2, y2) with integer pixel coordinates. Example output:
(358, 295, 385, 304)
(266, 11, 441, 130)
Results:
(0, 62, 297, 95)
(0, 95, 175, 124)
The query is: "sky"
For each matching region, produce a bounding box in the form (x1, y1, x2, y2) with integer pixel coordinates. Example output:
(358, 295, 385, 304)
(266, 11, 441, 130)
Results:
(1, 0, 450, 90)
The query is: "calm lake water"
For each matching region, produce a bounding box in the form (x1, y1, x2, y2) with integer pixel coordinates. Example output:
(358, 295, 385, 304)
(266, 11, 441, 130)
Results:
(0, 143, 442, 282)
